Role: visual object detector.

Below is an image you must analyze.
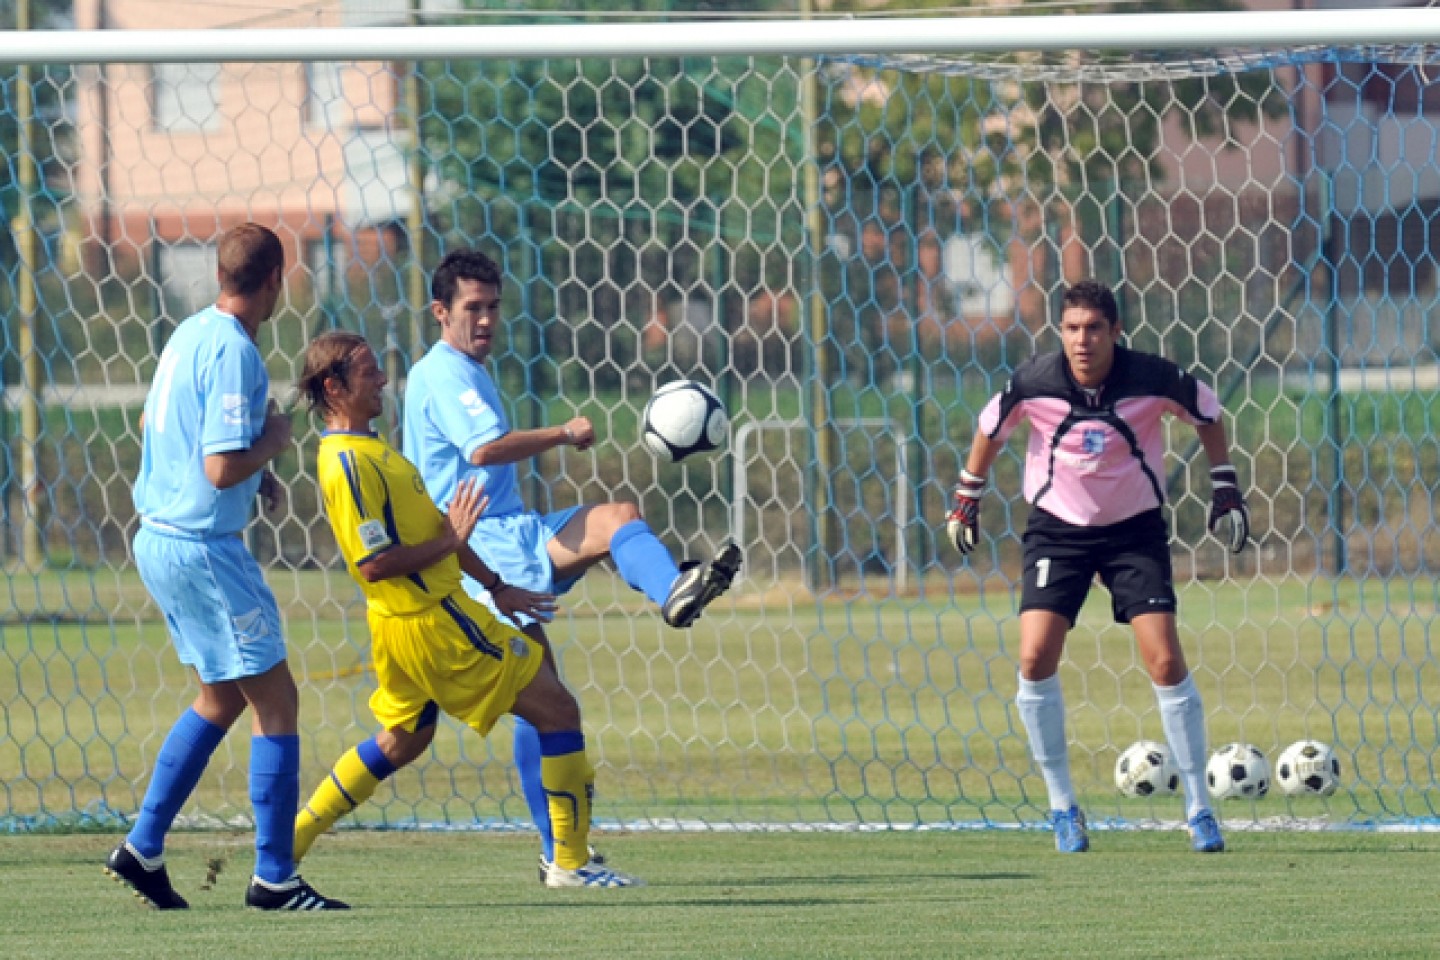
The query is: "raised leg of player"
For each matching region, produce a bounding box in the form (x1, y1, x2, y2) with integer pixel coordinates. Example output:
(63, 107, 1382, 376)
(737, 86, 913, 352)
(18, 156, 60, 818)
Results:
(609, 518, 682, 605)
(550, 503, 681, 606)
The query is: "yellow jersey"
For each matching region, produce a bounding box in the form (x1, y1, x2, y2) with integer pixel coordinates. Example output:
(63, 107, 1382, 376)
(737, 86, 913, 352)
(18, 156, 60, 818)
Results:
(317, 429, 463, 616)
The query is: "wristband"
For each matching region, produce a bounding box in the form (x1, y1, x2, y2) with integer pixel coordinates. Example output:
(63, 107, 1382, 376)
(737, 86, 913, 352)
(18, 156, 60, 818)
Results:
(957, 469, 986, 494)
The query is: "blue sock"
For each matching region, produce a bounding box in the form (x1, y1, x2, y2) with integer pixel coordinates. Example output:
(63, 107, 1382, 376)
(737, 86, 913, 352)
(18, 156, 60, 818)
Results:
(127, 708, 226, 859)
(513, 717, 553, 861)
(250, 734, 300, 884)
(610, 519, 682, 607)
(356, 736, 397, 781)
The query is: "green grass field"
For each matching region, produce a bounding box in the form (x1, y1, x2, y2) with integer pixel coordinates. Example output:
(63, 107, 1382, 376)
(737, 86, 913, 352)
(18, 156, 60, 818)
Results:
(5, 565, 1440, 829)
(5, 830, 1440, 959)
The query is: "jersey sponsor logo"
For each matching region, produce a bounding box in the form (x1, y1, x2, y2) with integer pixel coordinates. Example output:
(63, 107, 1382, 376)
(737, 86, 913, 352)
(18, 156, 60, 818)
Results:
(458, 389, 488, 418)
(232, 607, 266, 644)
(1082, 428, 1106, 455)
(357, 519, 391, 553)
(222, 393, 248, 427)
(509, 635, 530, 658)
(1054, 448, 1101, 474)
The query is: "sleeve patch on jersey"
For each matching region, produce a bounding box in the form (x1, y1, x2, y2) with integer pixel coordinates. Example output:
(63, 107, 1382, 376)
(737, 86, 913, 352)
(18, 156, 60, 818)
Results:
(458, 388, 487, 418)
(356, 519, 392, 553)
(221, 393, 248, 426)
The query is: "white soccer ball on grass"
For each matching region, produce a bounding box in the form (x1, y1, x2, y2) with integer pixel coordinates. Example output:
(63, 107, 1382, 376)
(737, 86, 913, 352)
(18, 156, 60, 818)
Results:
(1206, 742, 1271, 800)
(1275, 739, 1341, 797)
(1114, 740, 1180, 798)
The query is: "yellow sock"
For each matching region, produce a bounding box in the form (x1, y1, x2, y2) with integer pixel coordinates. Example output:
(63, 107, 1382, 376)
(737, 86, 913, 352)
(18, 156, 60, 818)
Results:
(542, 750, 593, 870)
(293, 744, 387, 863)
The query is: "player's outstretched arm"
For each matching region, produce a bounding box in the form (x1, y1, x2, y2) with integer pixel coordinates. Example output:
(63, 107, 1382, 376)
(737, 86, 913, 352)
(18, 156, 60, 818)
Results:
(468, 416, 595, 467)
(1196, 420, 1250, 553)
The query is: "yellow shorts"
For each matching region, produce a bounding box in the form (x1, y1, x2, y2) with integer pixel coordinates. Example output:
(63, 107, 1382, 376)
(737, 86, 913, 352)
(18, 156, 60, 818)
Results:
(366, 593, 542, 737)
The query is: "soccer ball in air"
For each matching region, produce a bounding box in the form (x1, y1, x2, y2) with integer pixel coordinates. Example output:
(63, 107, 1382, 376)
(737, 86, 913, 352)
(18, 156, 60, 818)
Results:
(1206, 742, 1271, 800)
(1276, 739, 1341, 797)
(1114, 740, 1180, 798)
(641, 380, 727, 463)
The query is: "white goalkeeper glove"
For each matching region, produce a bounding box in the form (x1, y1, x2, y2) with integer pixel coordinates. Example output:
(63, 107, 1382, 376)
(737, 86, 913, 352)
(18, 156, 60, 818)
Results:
(1207, 464, 1250, 554)
(945, 469, 986, 556)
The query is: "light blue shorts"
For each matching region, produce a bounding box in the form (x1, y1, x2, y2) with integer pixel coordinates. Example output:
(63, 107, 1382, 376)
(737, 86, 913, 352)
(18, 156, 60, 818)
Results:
(463, 507, 584, 623)
(134, 526, 287, 684)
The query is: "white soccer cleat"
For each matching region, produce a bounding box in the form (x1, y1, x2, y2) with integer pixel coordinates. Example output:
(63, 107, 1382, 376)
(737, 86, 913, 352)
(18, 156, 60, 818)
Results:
(544, 858, 645, 889)
(539, 845, 606, 884)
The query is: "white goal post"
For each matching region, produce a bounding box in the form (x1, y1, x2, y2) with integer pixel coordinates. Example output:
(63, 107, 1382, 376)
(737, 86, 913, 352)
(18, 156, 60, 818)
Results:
(1, 9, 1439, 65)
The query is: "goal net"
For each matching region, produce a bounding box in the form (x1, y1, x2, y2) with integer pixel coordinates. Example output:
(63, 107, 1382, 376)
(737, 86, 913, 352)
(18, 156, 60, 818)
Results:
(4, 10, 1440, 832)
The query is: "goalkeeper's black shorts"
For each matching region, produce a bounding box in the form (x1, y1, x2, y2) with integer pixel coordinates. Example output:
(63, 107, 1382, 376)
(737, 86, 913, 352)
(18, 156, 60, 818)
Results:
(1017, 506, 1176, 626)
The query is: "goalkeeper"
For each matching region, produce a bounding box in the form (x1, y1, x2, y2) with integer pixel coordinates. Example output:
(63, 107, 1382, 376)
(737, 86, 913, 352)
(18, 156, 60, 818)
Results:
(945, 279, 1249, 856)
(291, 330, 641, 889)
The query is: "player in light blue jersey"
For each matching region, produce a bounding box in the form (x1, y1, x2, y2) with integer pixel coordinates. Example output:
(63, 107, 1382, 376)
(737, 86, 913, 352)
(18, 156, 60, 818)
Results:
(403, 249, 742, 882)
(104, 223, 346, 912)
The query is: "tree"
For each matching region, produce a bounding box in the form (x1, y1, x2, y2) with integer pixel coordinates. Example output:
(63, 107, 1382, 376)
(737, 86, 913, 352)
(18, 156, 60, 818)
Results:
(418, 0, 799, 392)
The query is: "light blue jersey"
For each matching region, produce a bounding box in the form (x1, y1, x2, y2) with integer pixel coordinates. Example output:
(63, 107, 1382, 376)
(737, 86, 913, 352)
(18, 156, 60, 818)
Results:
(133, 306, 270, 538)
(403, 340, 523, 517)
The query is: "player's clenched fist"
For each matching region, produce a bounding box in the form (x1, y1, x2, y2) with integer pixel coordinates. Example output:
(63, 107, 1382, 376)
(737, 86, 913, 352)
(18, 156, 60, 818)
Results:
(946, 469, 986, 556)
(1207, 464, 1250, 554)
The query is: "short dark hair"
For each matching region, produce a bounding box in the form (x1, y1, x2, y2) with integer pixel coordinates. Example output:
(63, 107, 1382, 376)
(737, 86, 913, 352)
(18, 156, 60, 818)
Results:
(297, 330, 369, 416)
(431, 249, 502, 308)
(1062, 279, 1119, 326)
(217, 223, 285, 296)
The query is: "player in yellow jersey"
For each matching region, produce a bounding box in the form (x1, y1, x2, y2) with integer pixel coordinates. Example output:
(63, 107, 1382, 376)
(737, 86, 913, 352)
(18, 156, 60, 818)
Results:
(292, 330, 642, 889)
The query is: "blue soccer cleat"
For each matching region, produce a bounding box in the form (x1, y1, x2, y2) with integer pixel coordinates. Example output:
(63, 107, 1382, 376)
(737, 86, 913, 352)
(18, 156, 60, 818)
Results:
(1051, 804, 1090, 853)
(1188, 810, 1226, 853)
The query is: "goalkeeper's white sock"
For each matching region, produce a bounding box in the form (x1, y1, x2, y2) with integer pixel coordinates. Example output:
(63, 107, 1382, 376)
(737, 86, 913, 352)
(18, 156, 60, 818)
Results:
(1155, 674, 1210, 818)
(1016, 674, 1076, 812)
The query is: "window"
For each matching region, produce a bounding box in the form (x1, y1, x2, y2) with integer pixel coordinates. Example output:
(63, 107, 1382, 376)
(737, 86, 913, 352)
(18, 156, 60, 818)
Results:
(944, 233, 1016, 317)
(306, 235, 351, 300)
(156, 241, 217, 317)
(306, 62, 351, 130)
(152, 62, 222, 132)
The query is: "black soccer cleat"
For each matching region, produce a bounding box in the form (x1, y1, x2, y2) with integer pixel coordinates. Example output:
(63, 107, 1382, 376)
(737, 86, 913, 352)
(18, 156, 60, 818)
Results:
(104, 842, 190, 910)
(661, 542, 742, 628)
(245, 874, 350, 911)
